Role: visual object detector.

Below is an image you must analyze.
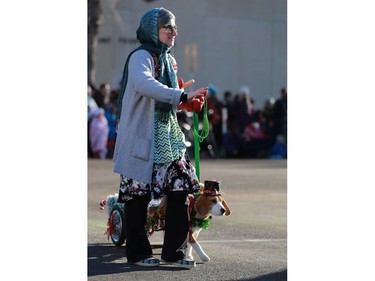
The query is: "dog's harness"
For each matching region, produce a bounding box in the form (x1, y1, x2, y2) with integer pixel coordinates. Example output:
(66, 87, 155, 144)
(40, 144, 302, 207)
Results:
(187, 194, 196, 232)
(187, 190, 221, 232)
(191, 216, 212, 229)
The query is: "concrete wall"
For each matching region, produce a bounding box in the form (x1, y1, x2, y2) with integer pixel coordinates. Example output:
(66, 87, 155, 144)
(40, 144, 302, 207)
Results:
(94, 0, 287, 109)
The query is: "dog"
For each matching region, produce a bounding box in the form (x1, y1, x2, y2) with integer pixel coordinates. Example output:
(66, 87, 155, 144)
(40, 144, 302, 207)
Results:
(99, 180, 231, 262)
(186, 180, 231, 262)
(155, 180, 231, 262)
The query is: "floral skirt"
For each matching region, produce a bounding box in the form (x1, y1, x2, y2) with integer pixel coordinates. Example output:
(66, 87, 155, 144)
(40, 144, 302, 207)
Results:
(117, 153, 200, 203)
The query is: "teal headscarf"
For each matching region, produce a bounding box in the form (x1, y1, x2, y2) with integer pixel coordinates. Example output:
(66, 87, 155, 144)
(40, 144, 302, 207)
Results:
(117, 7, 178, 123)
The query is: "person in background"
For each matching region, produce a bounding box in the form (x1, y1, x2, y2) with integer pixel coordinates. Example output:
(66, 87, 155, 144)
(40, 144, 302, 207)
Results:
(222, 123, 241, 158)
(104, 90, 119, 158)
(234, 85, 253, 134)
(113, 7, 208, 269)
(270, 134, 287, 159)
(206, 85, 223, 155)
(223, 90, 235, 128)
(89, 108, 109, 159)
(88, 85, 98, 113)
(88, 85, 98, 158)
(273, 87, 287, 144)
(261, 98, 276, 143)
(92, 83, 111, 108)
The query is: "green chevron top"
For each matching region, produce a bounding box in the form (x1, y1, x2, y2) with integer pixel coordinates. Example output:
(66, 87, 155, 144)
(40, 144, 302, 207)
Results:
(153, 109, 186, 164)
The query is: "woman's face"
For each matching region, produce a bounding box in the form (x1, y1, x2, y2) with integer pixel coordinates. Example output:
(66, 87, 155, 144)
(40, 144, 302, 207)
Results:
(158, 18, 177, 47)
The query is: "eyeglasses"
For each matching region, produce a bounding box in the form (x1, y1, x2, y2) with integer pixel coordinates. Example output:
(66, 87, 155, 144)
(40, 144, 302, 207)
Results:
(163, 25, 178, 34)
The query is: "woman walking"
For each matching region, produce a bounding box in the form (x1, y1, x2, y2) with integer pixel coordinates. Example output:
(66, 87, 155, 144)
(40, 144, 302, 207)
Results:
(113, 7, 207, 269)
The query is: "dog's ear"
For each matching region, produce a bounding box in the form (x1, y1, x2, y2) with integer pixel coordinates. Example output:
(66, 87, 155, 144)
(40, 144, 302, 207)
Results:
(222, 199, 231, 216)
(195, 195, 210, 217)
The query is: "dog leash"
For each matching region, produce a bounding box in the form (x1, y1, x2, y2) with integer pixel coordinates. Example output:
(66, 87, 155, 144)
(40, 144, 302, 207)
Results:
(193, 98, 209, 181)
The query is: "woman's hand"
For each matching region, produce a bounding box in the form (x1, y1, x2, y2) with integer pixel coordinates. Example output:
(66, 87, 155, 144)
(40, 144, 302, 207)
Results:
(186, 87, 208, 102)
(178, 86, 208, 113)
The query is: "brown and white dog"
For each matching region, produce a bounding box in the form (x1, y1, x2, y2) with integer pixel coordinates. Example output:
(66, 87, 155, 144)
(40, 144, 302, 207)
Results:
(185, 180, 231, 262)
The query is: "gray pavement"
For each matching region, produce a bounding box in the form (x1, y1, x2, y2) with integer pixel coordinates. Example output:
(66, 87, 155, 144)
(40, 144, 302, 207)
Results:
(88, 159, 287, 281)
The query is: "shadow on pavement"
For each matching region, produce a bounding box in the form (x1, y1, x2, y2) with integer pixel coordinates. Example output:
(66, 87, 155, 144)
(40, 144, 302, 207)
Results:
(238, 269, 287, 281)
(88, 243, 177, 277)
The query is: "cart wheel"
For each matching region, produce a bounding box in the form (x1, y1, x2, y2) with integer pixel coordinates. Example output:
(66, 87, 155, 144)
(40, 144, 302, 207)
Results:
(109, 206, 126, 246)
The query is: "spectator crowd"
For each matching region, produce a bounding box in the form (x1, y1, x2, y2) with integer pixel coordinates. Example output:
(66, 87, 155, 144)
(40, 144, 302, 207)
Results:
(88, 83, 287, 160)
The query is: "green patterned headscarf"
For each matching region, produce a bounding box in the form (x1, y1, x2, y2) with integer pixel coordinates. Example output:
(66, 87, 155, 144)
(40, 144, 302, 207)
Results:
(117, 7, 178, 123)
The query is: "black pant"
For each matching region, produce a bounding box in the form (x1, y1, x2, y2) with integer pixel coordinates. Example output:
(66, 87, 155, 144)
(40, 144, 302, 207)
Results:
(161, 191, 189, 262)
(124, 195, 152, 263)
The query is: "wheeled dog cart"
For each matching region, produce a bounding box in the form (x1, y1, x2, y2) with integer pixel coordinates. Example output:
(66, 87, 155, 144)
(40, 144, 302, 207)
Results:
(101, 195, 166, 246)
(105, 202, 126, 246)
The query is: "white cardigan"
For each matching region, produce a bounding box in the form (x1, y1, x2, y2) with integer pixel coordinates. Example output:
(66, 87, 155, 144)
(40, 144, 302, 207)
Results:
(113, 50, 184, 184)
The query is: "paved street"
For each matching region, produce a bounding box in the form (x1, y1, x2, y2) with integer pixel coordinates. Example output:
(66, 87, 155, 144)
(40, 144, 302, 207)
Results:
(88, 159, 287, 281)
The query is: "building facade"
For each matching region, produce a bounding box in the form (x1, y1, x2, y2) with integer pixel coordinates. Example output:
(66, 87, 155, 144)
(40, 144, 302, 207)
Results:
(93, 0, 287, 107)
